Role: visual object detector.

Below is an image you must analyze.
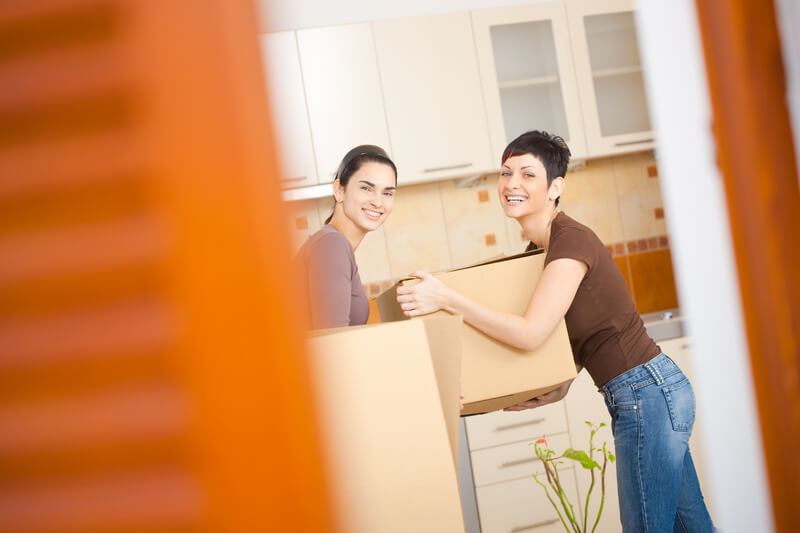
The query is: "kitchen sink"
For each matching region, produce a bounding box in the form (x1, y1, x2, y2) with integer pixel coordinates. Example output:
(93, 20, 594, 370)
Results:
(641, 308, 686, 342)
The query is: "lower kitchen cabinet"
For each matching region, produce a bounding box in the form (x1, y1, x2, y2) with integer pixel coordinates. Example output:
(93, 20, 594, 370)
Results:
(465, 403, 581, 533)
(476, 472, 580, 533)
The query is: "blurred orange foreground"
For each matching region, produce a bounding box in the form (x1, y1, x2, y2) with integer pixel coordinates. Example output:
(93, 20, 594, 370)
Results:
(0, 0, 334, 531)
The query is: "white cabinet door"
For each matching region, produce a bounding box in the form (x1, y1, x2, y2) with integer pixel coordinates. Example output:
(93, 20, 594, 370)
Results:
(566, 0, 655, 156)
(297, 23, 392, 185)
(372, 13, 494, 185)
(472, 2, 588, 161)
(259, 32, 318, 188)
(476, 470, 580, 533)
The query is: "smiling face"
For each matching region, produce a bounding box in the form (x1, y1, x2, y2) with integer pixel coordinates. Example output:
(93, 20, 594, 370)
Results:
(334, 160, 396, 234)
(497, 153, 561, 220)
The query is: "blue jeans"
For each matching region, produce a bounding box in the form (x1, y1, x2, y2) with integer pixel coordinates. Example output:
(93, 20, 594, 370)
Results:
(599, 353, 715, 532)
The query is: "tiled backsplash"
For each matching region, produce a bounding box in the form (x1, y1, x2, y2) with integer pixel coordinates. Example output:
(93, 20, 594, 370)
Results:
(286, 151, 679, 315)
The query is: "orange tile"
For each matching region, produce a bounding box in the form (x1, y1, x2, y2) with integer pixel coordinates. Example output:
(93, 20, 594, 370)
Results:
(484, 233, 496, 246)
(477, 190, 489, 203)
(654, 207, 665, 219)
(628, 249, 680, 313)
(647, 165, 659, 178)
(614, 255, 633, 297)
(627, 241, 638, 253)
(366, 299, 381, 324)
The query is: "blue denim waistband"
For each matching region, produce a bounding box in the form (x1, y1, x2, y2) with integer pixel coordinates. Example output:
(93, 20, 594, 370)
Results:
(598, 353, 681, 395)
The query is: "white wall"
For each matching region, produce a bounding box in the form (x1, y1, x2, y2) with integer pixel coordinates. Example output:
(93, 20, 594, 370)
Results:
(635, 1, 773, 531)
(257, 0, 550, 32)
(775, 0, 800, 191)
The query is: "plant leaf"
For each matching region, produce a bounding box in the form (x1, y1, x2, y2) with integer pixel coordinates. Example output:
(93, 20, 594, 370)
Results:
(563, 448, 601, 470)
(608, 453, 616, 463)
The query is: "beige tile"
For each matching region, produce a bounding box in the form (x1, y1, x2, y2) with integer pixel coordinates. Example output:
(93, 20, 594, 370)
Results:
(284, 199, 323, 254)
(559, 156, 625, 245)
(314, 198, 394, 284)
(439, 175, 509, 269)
(354, 226, 392, 284)
(382, 182, 452, 278)
(613, 152, 668, 241)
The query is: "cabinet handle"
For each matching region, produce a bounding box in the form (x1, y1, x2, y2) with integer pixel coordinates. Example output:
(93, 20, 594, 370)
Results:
(510, 518, 560, 531)
(423, 162, 472, 173)
(613, 138, 654, 147)
(500, 456, 539, 468)
(495, 417, 545, 431)
(282, 176, 308, 182)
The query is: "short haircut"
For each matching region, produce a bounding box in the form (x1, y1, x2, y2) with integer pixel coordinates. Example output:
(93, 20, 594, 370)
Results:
(501, 130, 571, 187)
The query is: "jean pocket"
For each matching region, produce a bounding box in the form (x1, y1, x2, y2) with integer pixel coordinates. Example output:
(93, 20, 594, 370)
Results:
(662, 378, 695, 432)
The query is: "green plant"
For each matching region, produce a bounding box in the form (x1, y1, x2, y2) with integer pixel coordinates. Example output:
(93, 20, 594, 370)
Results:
(532, 422, 616, 533)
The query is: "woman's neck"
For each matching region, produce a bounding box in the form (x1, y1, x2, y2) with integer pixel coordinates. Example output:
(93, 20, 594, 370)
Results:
(519, 207, 559, 250)
(329, 208, 365, 251)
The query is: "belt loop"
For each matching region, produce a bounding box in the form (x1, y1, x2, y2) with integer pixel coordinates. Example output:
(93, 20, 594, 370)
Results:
(644, 359, 664, 385)
(598, 386, 612, 405)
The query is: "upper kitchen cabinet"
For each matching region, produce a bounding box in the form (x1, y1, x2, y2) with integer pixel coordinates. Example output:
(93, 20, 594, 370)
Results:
(372, 13, 494, 185)
(472, 2, 589, 161)
(296, 24, 392, 185)
(566, 0, 655, 156)
(259, 32, 319, 188)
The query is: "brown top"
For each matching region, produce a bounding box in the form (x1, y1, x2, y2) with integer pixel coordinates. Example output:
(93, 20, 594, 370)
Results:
(537, 212, 660, 386)
(296, 224, 369, 329)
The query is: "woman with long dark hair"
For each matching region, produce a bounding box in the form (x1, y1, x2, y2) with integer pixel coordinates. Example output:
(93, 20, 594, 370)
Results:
(297, 145, 397, 329)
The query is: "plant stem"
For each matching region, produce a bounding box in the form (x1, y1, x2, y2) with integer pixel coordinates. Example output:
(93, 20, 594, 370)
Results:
(583, 464, 595, 532)
(591, 449, 609, 533)
(534, 474, 570, 532)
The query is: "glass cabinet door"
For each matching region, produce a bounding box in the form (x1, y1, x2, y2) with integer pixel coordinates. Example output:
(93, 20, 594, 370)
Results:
(567, 0, 655, 156)
(473, 3, 588, 161)
(584, 11, 651, 137)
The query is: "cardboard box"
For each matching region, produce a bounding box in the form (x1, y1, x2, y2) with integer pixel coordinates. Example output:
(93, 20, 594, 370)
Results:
(307, 317, 465, 533)
(376, 250, 577, 415)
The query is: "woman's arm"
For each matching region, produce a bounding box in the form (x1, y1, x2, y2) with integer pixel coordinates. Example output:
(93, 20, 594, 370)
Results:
(397, 257, 587, 351)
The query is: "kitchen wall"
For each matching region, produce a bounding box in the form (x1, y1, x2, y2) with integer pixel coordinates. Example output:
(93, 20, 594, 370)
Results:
(286, 149, 679, 316)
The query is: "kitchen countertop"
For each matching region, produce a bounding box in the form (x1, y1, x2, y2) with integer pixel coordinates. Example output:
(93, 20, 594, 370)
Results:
(642, 307, 686, 342)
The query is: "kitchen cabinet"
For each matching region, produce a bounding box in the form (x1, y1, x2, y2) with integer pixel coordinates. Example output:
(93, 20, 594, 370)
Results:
(465, 402, 582, 532)
(259, 32, 318, 188)
(566, 0, 655, 155)
(372, 12, 495, 185)
(296, 23, 392, 184)
(471, 2, 589, 161)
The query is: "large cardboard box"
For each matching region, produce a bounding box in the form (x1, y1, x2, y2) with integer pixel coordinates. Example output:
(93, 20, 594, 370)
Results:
(307, 317, 465, 533)
(376, 250, 577, 415)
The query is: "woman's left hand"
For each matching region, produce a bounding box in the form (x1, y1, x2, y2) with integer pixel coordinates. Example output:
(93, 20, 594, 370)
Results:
(396, 271, 453, 317)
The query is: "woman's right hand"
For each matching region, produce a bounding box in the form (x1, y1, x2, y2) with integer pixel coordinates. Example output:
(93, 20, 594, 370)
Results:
(396, 271, 454, 317)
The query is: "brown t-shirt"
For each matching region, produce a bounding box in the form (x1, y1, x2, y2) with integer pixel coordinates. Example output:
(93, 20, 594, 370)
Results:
(296, 224, 369, 329)
(535, 212, 660, 386)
